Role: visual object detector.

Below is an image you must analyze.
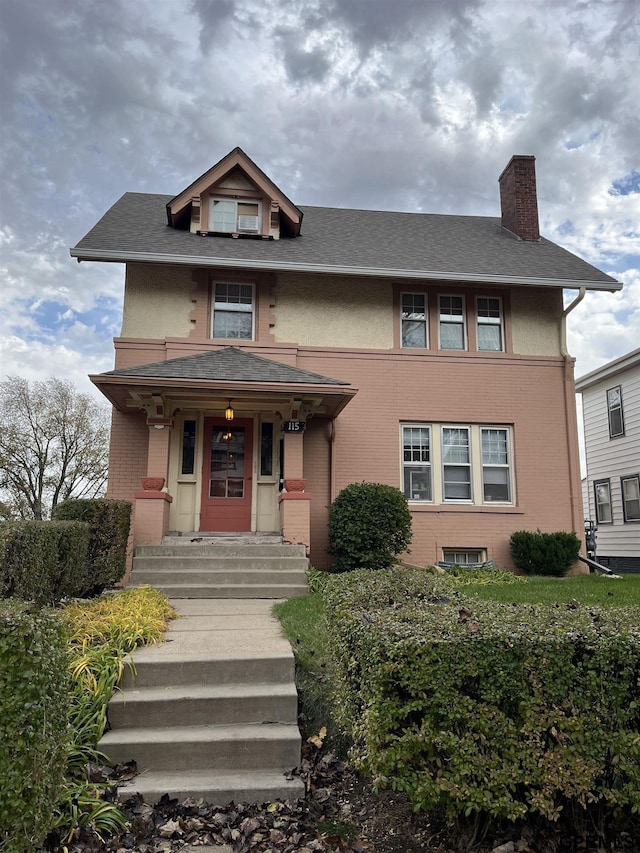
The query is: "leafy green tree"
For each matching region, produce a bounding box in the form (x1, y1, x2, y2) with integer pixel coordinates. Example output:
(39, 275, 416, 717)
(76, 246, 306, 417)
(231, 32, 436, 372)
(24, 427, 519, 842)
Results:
(0, 376, 110, 520)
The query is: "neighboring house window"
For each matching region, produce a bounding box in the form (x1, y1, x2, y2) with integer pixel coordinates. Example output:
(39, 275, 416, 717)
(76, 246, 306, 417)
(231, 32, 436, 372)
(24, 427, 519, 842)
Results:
(402, 426, 432, 500)
(181, 419, 196, 475)
(621, 475, 640, 522)
(439, 295, 466, 349)
(442, 549, 486, 565)
(209, 197, 261, 233)
(401, 293, 427, 347)
(594, 479, 612, 523)
(607, 386, 624, 437)
(481, 428, 511, 501)
(476, 297, 504, 351)
(442, 426, 472, 501)
(212, 282, 254, 340)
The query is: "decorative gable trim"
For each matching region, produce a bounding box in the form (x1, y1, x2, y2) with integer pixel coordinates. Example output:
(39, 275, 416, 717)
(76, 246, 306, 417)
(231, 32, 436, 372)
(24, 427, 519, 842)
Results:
(166, 147, 303, 237)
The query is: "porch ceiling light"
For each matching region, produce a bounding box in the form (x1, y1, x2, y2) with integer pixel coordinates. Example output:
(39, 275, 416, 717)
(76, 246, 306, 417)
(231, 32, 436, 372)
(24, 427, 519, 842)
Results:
(225, 400, 234, 421)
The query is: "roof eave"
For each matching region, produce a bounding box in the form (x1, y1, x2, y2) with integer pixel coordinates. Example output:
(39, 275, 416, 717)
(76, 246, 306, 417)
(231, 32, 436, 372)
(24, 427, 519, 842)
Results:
(70, 247, 623, 291)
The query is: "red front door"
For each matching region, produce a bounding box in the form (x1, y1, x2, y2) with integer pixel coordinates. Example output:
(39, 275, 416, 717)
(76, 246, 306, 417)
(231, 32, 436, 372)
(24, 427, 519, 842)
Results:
(200, 418, 253, 531)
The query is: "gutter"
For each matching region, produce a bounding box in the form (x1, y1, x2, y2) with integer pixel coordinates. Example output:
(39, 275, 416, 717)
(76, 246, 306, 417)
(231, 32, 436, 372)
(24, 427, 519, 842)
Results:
(70, 248, 623, 292)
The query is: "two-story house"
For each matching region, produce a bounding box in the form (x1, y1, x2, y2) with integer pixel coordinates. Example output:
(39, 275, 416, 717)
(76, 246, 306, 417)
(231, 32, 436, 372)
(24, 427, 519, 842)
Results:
(576, 348, 640, 573)
(71, 148, 621, 574)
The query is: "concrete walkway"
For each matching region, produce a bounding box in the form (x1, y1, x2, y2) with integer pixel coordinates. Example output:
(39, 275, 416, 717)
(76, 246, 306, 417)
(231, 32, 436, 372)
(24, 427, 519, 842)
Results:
(101, 598, 304, 805)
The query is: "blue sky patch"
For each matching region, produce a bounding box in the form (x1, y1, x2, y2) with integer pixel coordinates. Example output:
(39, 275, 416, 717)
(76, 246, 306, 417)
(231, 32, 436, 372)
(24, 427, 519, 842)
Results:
(609, 170, 640, 196)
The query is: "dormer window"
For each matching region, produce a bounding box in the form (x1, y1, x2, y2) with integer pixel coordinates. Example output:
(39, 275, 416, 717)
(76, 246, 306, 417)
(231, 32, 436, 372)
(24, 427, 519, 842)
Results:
(210, 197, 261, 234)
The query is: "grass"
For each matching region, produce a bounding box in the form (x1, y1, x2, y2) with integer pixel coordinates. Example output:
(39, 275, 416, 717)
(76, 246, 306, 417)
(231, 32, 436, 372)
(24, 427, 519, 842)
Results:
(463, 572, 640, 606)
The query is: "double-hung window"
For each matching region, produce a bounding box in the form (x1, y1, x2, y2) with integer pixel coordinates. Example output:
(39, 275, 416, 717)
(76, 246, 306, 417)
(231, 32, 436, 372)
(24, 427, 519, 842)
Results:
(402, 426, 432, 500)
(476, 297, 504, 351)
(622, 475, 640, 522)
(442, 427, 472, 501)
(401, 293, 427, 347)
(481, 428, 511, 501)
(607, 386, 624, 437)
(212, 282, 254, 340)
(439, 295, 466, 349)
(594, 479, 612, 523)
(210, 197, 261, 234)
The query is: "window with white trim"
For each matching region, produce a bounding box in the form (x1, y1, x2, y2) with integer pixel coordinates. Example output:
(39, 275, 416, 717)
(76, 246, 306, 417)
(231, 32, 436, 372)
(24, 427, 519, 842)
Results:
(622, 475, 640, 522)
(402, 426, 432, 500)
(607, 386, 624, 438)
(402, 424, 514, 506)
(401, 293, 427, 348)
(476, 297, 504, 351)
(210, 197, 261, 234)
(212, 282, 254, 340)
(442, 426, 472, 500)
(594, 479, 612, 524)
(481, 428, 511, 501)
(439, 294, 466, 350)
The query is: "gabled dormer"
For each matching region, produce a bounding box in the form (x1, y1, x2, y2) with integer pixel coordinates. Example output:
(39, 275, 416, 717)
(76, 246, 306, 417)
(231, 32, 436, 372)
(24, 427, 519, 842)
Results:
(166, 147, 303, 240)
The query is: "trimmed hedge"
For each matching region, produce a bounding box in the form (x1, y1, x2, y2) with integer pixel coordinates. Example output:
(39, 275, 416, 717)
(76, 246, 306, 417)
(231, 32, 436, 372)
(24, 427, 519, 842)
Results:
(52, 499, 131, 595)
(510, 529, 581, 577)
(0, 600, 70, 852)
(324, 569, 640, 825)
(328, 482, 412, 572)
(0, 520, 90, 605)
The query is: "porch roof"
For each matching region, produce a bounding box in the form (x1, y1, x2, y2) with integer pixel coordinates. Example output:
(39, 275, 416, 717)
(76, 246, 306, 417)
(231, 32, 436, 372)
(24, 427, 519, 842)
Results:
(89, 346, 357, 417)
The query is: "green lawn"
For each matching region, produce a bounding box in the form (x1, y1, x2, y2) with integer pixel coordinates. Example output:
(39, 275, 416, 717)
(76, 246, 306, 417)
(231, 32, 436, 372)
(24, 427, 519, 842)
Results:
(463, 572, 640, 606)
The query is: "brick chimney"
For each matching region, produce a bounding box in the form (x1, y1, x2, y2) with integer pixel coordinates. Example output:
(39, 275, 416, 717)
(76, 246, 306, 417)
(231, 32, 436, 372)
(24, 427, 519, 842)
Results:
(498, 155, 540, 241)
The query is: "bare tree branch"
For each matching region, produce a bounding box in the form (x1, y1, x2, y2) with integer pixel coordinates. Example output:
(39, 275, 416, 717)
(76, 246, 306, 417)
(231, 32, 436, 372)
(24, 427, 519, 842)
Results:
(0, 376, 110, 519)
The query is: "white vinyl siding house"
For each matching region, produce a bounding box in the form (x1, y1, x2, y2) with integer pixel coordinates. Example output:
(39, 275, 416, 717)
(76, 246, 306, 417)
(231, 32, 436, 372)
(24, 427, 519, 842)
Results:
(576, 348, 640, 573)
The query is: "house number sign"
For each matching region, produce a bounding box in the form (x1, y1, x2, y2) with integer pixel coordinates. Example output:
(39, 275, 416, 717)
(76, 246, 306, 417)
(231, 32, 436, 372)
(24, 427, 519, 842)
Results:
(282, 420, 306, 433)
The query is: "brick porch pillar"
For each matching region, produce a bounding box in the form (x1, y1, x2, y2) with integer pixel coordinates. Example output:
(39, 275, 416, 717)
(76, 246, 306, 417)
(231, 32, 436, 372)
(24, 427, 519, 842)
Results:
(133, 424, 173, 551)
(279, 430, 311, 551)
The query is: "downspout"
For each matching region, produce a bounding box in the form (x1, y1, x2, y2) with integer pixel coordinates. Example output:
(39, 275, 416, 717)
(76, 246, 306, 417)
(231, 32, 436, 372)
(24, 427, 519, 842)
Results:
(561, 287, 586, 541)
(329, 418, 337, 503)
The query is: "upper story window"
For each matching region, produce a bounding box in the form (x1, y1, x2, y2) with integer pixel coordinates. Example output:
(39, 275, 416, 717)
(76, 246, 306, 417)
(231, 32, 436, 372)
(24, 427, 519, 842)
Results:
(476, 297, 504, 352)
(401, 293, 427, 348)
(607, 386, 624, 438)
(212, 282, 254, 340)
(210, 197, 261, 234)
(439, 295, 466, 350)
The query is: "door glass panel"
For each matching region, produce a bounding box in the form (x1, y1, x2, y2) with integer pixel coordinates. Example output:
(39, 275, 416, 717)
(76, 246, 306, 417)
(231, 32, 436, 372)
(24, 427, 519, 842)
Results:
(209, 426, 245, 498)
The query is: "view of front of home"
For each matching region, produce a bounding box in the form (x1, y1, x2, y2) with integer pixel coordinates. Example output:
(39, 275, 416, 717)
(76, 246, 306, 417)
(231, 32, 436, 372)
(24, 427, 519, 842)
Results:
(71, 148, 621, 573)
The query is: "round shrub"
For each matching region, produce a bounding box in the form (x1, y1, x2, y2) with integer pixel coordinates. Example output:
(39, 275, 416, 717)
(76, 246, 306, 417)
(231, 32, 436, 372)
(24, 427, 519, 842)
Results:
(328, 482, 412, 572)
(510, 529, 581, 577)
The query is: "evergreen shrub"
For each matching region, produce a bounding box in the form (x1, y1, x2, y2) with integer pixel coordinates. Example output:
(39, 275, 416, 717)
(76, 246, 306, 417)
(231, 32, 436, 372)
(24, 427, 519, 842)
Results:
(52, 499, 131, 595)
(328, 482, 412, 572)
(510, 529, 581, 577)
(0, 600, 69, 852)
(0, 520, 89, 605)
(324, 568, 640, 825)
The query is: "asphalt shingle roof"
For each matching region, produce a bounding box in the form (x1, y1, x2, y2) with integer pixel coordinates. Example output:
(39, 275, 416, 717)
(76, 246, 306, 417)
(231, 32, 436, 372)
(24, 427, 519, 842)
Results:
(105, 346, 350, 386)
(72, 192, 619, 288)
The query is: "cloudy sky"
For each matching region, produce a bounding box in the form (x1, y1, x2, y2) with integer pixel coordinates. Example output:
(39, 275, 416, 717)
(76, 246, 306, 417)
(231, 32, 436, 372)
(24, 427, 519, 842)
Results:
(1, 0, 638, 410)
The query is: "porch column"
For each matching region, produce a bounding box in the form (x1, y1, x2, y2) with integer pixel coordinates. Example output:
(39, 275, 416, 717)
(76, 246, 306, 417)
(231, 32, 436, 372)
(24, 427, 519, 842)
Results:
(133, 423, 173, 550)
(279, 430, 311, 551)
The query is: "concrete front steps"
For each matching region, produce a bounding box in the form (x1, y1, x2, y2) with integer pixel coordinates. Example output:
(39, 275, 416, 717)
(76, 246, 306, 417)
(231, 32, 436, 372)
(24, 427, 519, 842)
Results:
(128, 534, 309, 599)
(100, 599, 305, 806)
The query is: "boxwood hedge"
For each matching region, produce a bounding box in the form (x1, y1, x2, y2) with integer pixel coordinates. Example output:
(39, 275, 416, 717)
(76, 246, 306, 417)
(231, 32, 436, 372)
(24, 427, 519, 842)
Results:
(0, 600, 69, 852)
(324, 569, 640, 824)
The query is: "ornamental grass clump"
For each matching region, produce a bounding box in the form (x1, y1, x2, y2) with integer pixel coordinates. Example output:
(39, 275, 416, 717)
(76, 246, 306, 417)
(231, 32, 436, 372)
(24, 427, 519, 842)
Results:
(328, 482, 412, 572)
(48, 586, 176, 847)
